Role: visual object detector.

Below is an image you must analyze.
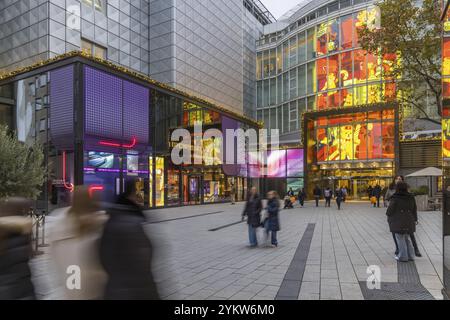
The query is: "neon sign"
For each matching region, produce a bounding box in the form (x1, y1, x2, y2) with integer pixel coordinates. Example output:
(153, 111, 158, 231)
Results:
(62, 151, 74, 192)
(98, 137, 137, 149)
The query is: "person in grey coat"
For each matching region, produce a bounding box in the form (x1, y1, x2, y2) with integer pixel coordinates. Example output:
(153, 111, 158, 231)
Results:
(386, 182, 418, 262)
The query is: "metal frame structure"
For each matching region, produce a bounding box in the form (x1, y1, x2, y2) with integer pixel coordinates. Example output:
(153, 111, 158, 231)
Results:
(243, 0, 276, 25)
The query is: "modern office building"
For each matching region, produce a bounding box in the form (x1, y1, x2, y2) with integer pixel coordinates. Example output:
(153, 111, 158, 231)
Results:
(255, 0, 442, 198)
(0, 0, 273, 117)
(0, 52, 264, 212)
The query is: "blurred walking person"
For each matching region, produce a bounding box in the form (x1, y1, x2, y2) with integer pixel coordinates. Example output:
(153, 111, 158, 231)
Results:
(386, 182, 418, 262)
(0, 198, 35, 300)
(313, 186, 321, 207)
(341, 187, 348, 202)
(373, 185, 382, 208)
(324, 187, 333, 207)
(100, 180, 160, 299)
(49, 186, 108, 300)
(242, 187, 262, 247)
(264, 191, 280, 247)
(297, 188, 306, 207)
(335, 188, 343, 210)
(230, 182, 236, 205)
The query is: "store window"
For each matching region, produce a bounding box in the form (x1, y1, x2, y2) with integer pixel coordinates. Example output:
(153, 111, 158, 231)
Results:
(155, 157, 165, 207)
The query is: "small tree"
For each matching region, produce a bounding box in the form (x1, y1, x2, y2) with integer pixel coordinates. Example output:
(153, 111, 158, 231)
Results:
(0, 124, 45, 199)
(358, 0, 442, 125)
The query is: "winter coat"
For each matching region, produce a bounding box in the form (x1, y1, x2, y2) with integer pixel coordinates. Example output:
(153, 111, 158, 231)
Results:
(242, 194, 262, 228)
(386, 191, 418, 234)
(297, 191, 306, 201)
(0, 216, 35, 300)
(335, 190, 343, 202)
(99, 196, 160, 300)
(313, 188, 322, 197)
(265, 199, 280, 232)
(49, 207, 108, 300)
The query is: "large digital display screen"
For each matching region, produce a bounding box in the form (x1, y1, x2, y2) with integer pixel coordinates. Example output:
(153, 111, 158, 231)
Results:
(267, 150, 287, 178)
(315, 113, 395, 162)
(287, 149, 304, 177)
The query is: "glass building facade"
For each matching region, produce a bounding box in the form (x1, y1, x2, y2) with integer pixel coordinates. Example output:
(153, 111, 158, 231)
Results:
(255, 0, 402, 199)
(0, 53, 260, 212)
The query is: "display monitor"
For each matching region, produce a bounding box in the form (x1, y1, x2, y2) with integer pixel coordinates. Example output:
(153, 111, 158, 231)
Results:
(88, 152, 114, 169)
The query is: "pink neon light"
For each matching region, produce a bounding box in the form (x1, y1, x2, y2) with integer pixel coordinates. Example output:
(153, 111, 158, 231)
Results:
(62, 151, 74, 192)
(98, 137, 137, 149)
(88, 185, 104, 197)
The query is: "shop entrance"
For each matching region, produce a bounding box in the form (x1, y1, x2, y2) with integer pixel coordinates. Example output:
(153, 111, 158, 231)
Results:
(183, 175, 201, 205)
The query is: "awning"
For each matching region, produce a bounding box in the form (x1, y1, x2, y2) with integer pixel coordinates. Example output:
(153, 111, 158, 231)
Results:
(406, 167, 442, 177)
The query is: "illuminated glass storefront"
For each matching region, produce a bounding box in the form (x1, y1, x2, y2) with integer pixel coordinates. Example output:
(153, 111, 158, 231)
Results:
(0, 53, 259, 211)
(304, 106, 398, 200)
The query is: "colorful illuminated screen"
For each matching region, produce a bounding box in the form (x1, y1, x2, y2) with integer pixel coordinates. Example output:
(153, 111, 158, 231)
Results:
(88, 152, 115, 169)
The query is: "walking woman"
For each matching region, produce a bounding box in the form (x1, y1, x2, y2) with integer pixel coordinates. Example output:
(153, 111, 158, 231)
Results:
(264, 191, 280, 247)
(387, 176, 422, 258)
(386, 182, 418, 262)
(242, 187, 262, 247)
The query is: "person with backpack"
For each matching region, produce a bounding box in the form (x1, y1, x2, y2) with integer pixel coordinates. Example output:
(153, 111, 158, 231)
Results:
(324, 187, 333, 207)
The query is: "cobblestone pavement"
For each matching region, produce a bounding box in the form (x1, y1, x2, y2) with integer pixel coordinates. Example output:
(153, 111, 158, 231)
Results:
(30, 201, 443, 300)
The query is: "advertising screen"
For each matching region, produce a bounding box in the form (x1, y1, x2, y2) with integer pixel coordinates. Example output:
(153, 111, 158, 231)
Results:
(88, 152, 115, 169)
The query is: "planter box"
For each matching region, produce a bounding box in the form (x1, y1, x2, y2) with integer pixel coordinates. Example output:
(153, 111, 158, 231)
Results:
(415, 195, 429, 211)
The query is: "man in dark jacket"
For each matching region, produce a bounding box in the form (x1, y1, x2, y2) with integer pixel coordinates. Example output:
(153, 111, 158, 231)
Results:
(297, 188, 306, 207)
(386, 182, 417, 262)
(0, 198, 35, 300)
(242, 187, 262, 247)
(373, 185, 382, 208)
(313, 186, 322, 207)
(99, 180, 160, 300)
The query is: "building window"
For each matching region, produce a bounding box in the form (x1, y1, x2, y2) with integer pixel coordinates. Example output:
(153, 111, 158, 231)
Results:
(35, 98, 43, 111)
(82, 0, 105, 13)
(39, 119, 46, 132)
(81, 38, 107, 59)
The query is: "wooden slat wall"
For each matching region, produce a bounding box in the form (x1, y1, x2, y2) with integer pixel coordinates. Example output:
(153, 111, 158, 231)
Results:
(399, 140, 442, 169)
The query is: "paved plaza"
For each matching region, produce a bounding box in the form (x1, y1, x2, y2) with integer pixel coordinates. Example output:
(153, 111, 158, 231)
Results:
(31, 201, 444, 300)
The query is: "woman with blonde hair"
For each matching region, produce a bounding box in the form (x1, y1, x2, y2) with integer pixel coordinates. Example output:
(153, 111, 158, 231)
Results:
(49, 186, 108, 300)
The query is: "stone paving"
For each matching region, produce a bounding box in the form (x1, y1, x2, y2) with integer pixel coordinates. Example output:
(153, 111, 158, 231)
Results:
(30, 201, 444, 300)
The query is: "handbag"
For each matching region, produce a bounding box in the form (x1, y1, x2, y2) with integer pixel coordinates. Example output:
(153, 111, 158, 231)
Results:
(370, 196, 377, 204)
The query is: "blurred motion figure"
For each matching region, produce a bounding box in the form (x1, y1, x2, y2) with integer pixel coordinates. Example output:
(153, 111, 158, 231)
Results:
(0, 198, 35, 300)
(100, 179, 160, 300)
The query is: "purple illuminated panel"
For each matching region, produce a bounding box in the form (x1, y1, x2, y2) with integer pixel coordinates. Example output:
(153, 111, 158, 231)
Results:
(287, 149, 304, 177)
(50, 65, 74, 149)
(222, 116, 240, 176)
(84, 66, 122, 139)
(84, 66, 149, 144)
(123, 81, 149, 145)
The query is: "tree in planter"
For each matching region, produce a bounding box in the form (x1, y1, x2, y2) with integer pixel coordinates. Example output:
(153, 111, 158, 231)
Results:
(358, 0, 442, 125)
(0, 124, 45, 199)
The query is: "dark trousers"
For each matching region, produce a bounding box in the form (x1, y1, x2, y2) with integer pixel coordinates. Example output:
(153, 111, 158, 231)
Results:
(336, 199, 341, 210)
(393, 232, 419, 255)
(315, 196, 319, 207)
(325, 197, 331, 207)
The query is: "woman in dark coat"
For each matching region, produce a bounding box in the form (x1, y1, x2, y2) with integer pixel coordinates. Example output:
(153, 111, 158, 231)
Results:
(264, 191, 280, 247)
(386, 182, 418, 262)
(0, 198, 35, 300)
(242, 187, 262, 247)
(297, 188, 306, 207)
(99, 180, 160, 300)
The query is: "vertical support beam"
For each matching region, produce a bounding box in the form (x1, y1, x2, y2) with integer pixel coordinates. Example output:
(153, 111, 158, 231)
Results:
(73, 62, 84, 186)
(394, 103, 401, 176)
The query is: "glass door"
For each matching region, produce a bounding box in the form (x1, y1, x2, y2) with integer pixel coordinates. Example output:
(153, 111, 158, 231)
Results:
(188, 176, 201, 205)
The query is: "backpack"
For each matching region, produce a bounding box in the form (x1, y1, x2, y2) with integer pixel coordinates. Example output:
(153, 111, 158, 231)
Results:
(324, 189, 331, 198)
